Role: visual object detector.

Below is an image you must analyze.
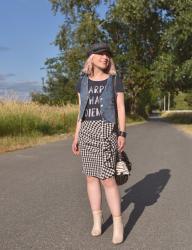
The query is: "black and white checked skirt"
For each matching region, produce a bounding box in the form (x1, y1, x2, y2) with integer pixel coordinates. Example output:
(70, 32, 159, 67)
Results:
(78, 120, 118, 179)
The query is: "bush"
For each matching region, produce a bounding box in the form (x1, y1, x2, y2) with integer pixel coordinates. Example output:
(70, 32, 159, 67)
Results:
(163, 112, 192, 124)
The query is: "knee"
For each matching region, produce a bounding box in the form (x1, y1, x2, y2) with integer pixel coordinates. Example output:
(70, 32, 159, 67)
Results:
(86, 176, 99, 184)
(100, 176, 116, 188)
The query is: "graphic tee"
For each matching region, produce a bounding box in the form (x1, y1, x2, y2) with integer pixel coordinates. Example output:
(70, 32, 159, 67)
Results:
(76, 75, 124, 121)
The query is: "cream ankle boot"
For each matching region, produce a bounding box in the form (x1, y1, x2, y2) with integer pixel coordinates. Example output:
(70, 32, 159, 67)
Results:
(112, 215, 124, 244)
(91, 210, 103, 236)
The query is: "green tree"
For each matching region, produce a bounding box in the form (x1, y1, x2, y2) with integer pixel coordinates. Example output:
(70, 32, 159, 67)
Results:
(34, 0, 111, 104)
(34, 0, 192, 116)
(104, 0, 163, 114)
(152, 0, 192, 92)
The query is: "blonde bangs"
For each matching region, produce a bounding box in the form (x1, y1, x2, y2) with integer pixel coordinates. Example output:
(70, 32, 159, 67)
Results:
(82, 54, 116, 76)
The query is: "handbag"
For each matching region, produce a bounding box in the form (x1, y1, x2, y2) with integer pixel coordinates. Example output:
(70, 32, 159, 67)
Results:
(115, 150, 132, 185)
(112, 75, 132, 185)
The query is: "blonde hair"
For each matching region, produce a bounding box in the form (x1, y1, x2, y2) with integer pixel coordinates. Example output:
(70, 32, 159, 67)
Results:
(82, 54, 116, 77)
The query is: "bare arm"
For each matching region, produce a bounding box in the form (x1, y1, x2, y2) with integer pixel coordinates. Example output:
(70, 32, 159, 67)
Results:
(116, 92, 126, 151)
(74, 93, 81, 140)
(116, 92, 126, 132)
(72, 93, 81, 155)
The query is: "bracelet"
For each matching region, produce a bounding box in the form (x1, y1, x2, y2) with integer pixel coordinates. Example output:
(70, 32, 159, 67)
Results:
(118, 131, 127, 138)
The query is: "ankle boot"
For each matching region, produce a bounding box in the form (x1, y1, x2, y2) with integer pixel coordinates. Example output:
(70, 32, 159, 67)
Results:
(112, 215, 124, 244)
(91, 210, 103, 236)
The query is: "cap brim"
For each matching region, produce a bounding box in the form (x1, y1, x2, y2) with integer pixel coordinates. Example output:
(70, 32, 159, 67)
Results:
(87, 49, 112, 57)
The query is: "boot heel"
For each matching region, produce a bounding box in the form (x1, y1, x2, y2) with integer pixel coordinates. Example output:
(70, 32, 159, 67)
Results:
(91, 210, 103, 236)
(112, 215, 124, 244)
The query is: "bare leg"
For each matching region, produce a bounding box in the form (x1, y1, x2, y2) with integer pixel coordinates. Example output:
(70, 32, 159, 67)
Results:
(86, 176, 103, 236)
(100, 176, 121, 216)
(86, 176, 101, 211)
(101, 176, 124, 244)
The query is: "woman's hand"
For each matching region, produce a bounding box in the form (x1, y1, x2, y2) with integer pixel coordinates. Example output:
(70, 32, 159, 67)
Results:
(117, 136, 126, 152)
(72, 138, 80, 155)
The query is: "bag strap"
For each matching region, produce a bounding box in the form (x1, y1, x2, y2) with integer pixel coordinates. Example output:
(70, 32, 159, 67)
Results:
(112, 75, 119, 127)
(112, 74, 117, 96)
(78, 72, 87, 91)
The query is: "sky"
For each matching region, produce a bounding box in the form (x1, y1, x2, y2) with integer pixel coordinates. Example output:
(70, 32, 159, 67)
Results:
(0, 0, 108, 101)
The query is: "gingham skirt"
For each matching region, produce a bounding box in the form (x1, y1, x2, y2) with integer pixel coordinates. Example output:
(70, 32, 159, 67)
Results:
(78, 120, 118, 179)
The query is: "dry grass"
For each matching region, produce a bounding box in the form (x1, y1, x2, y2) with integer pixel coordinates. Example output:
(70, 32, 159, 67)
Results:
(0, 133, 73, 154)
(0, 100, 78, 153)
(161, 111, 192, 137)
(161, 111, 192, 123)
(0, 100, 78, 120)
(173, 124, 192, 138)
(0, 99, 146, 153)
(0, 100, 79, 136)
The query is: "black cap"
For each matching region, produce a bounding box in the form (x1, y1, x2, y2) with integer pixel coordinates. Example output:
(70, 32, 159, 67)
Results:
(87, 42, 113, 57)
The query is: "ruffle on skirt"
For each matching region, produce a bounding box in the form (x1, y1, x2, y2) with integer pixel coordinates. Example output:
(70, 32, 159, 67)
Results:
(78, 120, 118, 179)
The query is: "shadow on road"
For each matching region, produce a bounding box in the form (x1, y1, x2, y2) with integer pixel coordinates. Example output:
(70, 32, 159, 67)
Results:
(102, 169, 171, 240)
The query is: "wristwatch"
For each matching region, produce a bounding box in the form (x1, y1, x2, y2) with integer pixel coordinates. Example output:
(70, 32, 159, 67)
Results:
(118, 131, 127, 138)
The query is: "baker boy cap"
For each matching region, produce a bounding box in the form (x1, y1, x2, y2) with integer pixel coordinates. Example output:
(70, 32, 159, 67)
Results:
(87, 42, 113, 57)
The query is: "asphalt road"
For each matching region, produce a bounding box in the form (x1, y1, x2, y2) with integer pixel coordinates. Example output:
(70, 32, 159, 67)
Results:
(0, 118, 192, 250)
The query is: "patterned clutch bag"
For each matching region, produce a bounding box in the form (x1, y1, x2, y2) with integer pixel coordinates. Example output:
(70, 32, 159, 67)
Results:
(115, 151, 132, 185)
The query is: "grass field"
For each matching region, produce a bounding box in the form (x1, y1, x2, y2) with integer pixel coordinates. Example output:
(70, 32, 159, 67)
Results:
(173, 91, 191, 110)
(161, 111, 192, 137)
(0, 100, 78, 153)
(161, 111, 192, 124)
(0, 100, 145, 153)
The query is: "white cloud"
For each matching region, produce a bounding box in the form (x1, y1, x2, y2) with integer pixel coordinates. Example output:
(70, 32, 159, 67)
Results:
(0, 73, 15, 81)
(0, 78, 42, 101)
(13, 80, 40, 85)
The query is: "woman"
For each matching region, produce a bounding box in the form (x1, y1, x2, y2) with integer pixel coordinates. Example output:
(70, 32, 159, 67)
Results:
(72, 42, 126, 245)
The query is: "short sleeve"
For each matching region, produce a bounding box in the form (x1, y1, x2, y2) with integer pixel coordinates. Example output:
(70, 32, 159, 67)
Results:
(75, 78, 81, 93)
(115, 74, 124, 92)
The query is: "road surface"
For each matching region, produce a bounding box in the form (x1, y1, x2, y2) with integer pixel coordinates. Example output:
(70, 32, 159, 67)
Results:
(0, 118, 192, 249)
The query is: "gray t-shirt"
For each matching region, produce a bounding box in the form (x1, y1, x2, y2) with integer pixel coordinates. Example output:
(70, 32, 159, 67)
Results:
(76, 75, 124, 121)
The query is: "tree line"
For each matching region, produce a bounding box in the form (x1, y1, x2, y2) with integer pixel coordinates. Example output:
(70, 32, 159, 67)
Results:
(31, 0, 192, 117)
